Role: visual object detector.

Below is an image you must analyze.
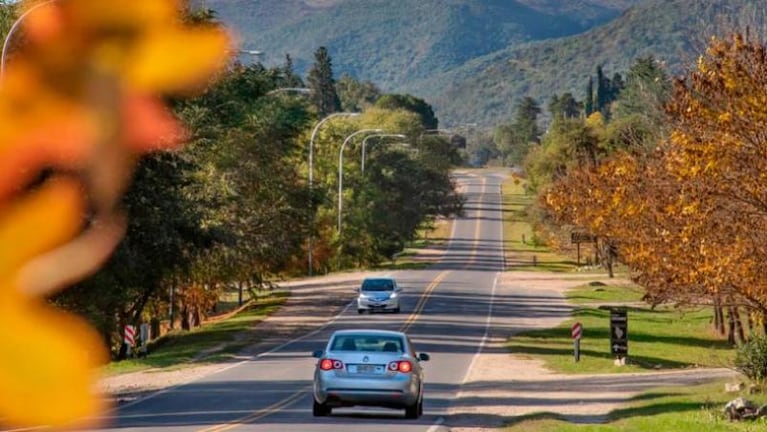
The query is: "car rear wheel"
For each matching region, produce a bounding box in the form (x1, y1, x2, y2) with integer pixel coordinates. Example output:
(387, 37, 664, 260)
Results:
(313, 399, 331, 417)
(405, 399, 420, 419)
(357, 309, 364, 314)
(393, 307, 400, 313)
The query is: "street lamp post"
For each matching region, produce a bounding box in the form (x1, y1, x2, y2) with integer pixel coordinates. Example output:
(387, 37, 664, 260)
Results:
(309, 112, 359, 189)
(267, 87, 311, 96)
(337, 128, 383, 233)
(419, 124, 476, 145)
(361, 134, 408, 174)
(1, 0, 54, 79)
(419, 128, 454, 145)
(307, 112, 360, 275)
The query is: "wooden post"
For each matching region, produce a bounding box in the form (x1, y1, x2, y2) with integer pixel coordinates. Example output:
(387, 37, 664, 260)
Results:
(577, 241, 581, 266)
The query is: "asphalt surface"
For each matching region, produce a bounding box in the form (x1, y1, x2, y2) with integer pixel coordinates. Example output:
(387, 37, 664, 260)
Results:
(90, 170, 510, 432)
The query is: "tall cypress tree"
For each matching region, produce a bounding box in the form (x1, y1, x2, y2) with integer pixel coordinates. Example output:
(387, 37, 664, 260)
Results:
(595, 65, 607, 113)
(584, 76, 594, 116)
(282, 53, 303, 88)
(307, 46, 341, 117)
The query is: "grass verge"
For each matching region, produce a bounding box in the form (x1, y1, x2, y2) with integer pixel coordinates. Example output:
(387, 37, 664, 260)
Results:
(104, 291, 288, 375)
(509, 282, 733, 374)
(375, 217, 452, 270)
(567, 281, 645, 304)
(504, 381, 767, 431)
(501, 176, 575, 272)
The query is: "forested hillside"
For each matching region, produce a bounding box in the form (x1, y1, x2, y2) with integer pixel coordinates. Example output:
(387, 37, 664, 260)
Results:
(204, 0, 642, 92)
(426, 0, 766, 126)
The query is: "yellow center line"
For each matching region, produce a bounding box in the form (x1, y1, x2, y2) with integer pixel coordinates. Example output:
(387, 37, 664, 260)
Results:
(195, 177, 488, 431)
(197, 386, 310, 432)
(466, 177, 486, 267)
(195, 269, 451, 432)
(400, 270, 450, 334)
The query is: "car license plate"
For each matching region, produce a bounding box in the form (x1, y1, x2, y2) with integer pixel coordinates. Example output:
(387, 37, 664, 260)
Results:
(348, 364, 384, 374)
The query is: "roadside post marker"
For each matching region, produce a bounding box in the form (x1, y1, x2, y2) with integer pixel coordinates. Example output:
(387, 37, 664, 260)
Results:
(124, 324, 136, 357)
(571, 321, 582, 362)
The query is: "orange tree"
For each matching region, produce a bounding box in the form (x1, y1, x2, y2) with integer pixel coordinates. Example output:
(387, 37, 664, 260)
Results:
(543, 32, 767, 337)
(664, 33, 767, 329)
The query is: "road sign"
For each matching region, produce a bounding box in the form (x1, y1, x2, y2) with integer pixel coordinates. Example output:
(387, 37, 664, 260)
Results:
(609, 308, 628, 357)
(571, 232, 596, 244)
(571, 322, 583, 362)
(571, 322, 582, 340)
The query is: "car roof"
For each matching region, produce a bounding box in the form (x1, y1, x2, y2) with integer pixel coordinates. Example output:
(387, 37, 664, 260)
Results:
(362, 276, 396, 281)
(331, 329, 407, 338)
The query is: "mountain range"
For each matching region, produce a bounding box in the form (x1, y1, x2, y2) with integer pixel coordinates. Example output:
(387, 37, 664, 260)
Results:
(203, 0, 764, 127)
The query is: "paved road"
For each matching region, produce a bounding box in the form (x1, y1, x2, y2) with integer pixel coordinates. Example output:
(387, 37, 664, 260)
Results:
(91, 170, 512, 432)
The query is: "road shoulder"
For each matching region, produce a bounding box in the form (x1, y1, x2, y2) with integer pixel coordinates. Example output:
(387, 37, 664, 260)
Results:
(447, 271, 736, 431)
(99, 271, 373, 404)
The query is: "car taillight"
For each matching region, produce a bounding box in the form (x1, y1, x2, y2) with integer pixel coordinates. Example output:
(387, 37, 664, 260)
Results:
(320, 359, 344, 371)
(388, 360, 413, 373)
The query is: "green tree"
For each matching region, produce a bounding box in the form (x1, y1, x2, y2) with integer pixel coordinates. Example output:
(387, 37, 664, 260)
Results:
(595, 65, 608, 114)
(614, 57, 670, 127)
(584, 76, 594, 115)
(307, 46, 341, 117)
(524, 117, 602, 193)
(282, 53, 304, 88)
(494, 97, 541, 166)
(56, 152, 210, 351)
(336, 74, 381, 112)
(467, 130, 500, 166)
(343, 147, 462, 265)
(548, 92, 581, 121)
(374, 94, 438, 129)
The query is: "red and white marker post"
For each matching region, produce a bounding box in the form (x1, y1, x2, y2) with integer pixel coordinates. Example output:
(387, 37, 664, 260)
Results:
(124, 324, 136, 356)
(571, 322, 582, 362)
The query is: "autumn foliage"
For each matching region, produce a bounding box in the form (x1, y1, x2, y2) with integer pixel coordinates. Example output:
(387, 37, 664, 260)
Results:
(543, 33, 767, 337)
(0, 0, 229, 427)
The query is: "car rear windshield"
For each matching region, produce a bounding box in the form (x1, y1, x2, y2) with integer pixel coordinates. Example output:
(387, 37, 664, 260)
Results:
(361, 279, 394, 291)
(331, 334, 404, 353)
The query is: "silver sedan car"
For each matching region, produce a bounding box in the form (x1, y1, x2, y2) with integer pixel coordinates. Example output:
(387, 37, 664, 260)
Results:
(311, 329, 430, 418)
(357, 277, 401, 314)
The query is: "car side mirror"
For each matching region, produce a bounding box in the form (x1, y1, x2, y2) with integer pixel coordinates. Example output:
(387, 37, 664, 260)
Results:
(395, 286, 402, 292)
(418, 353, 430, 362)
(312, 350, 324, 358)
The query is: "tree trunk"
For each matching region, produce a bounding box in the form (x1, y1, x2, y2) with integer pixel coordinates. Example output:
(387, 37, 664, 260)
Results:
(130, 289, 154, 327)
(237, 280, 244, 307)
(727, 307, 737, 345)
(714, 297, 725, 335)
(734, 307, 746, 344)
(763, 312, 767, 336)
(181, 305, 190, 330)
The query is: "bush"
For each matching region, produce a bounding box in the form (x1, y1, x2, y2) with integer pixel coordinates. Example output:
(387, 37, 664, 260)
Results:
(735, 335, 767, 384)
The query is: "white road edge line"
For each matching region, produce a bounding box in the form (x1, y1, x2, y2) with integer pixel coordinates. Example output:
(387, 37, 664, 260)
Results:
(454, 174, 503, 416)
(117, 299, 357, 411)
(427, 415, 445, 432)
(117, 175, 470, 414)
(461, 273, 498, 386)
